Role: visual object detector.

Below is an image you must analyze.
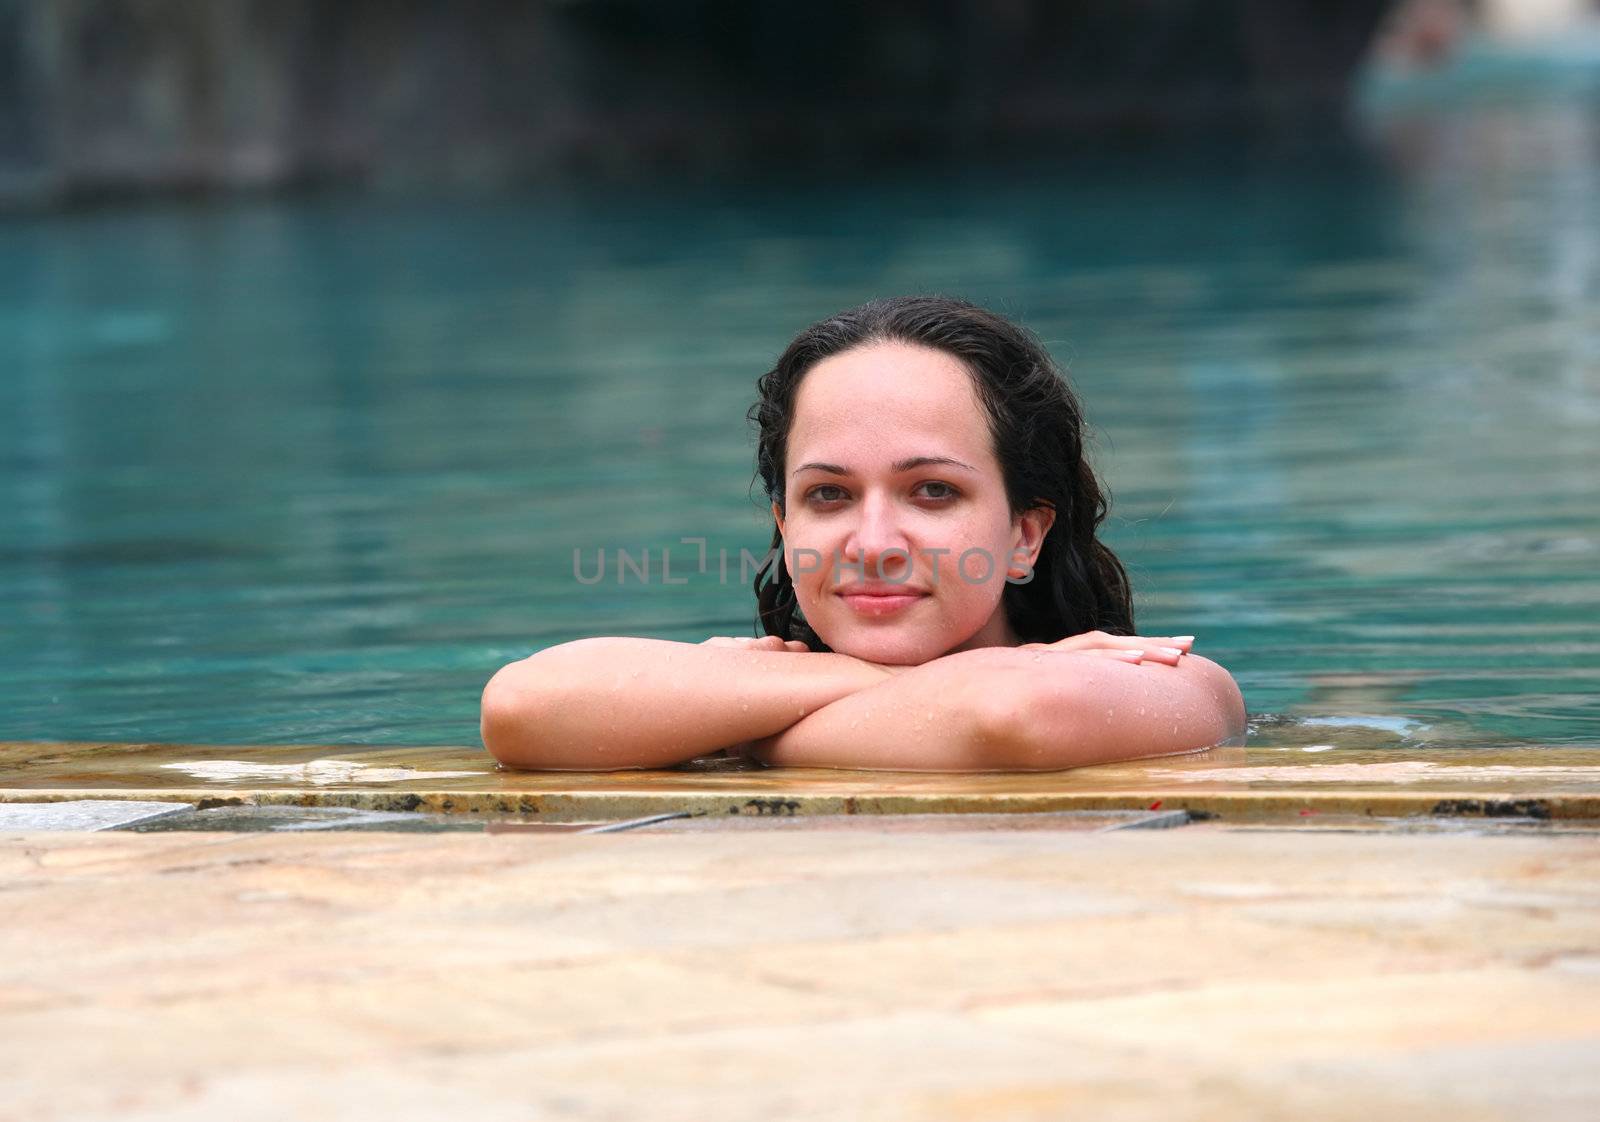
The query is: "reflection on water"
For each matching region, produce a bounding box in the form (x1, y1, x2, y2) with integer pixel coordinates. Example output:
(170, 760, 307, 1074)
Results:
(0, 70, 1596, 753)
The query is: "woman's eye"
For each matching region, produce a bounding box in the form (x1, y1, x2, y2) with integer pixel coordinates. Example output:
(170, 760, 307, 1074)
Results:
(804, 482, 957, 504)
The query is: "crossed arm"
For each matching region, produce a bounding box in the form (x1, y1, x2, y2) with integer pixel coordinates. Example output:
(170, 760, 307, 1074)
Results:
(745, 644, 1244, 771)
(479, 636, 1247, 773)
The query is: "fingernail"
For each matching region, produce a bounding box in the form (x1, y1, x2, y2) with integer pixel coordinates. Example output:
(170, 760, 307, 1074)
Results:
(1171, 635, 1195, 644)
(1158, 646, 1184, 657)
(1117, 650, 1144, 661)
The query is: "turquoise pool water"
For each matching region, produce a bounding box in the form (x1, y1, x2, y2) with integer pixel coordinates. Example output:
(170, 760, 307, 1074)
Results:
(2, 73, 1597, 752)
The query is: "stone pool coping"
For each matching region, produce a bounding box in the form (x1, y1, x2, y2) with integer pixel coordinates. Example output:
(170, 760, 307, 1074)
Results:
(5, 738, 1599, 822)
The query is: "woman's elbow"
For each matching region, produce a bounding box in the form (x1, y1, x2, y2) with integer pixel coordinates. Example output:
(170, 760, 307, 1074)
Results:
(479, 658, 555, 768)
(1187, 655, 1248, 744)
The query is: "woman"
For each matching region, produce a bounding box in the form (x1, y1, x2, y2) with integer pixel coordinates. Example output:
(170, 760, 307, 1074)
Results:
(481, 296, 1246, 771)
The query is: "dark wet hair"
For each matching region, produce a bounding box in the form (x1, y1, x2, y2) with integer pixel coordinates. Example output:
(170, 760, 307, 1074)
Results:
(747, 295, 1134, 652)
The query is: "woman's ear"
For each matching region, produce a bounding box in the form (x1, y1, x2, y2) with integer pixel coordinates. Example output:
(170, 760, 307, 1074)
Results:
(771, 501, 785, 538)
(1012, 504, 1056, 570)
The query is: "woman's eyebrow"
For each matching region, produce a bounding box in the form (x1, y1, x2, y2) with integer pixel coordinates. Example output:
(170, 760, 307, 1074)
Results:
(790, 456, 977, 477)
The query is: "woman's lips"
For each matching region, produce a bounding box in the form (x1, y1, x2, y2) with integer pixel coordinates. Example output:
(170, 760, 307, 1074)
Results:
(838, 590, 927, 617)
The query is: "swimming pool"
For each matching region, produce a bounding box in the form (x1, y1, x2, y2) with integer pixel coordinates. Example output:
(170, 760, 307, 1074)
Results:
(2, 75, 1596, 757)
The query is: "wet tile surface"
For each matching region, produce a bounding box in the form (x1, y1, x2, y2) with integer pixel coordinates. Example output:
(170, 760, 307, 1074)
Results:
(638, 809, 1192, 833)
(122, 804, 489, 834)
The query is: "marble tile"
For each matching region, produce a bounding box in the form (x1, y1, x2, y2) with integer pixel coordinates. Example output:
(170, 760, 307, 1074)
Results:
(0, 799, 188, 832)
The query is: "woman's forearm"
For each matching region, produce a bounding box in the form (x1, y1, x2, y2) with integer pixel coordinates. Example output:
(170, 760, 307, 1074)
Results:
(479, 637, 890, 770)
(992, 651, 1247, 770)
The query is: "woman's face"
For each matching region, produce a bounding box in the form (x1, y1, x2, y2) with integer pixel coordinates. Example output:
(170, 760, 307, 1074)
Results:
(775, 340, 1054, 665)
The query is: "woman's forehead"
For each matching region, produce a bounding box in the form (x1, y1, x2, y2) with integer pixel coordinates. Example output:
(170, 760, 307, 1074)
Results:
(789, 342, 993, 459)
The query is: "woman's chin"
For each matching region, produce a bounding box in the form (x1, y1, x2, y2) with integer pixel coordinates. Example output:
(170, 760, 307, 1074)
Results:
(828, 632, 938, 667)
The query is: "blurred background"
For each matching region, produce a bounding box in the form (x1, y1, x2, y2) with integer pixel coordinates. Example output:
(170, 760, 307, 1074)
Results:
(1, 0, 1597, 755)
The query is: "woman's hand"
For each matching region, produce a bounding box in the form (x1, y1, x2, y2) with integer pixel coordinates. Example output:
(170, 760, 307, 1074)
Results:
(698, 630, 1191, 668)
(1018, 630, 1195, 666)
(701, 634, 812, 653)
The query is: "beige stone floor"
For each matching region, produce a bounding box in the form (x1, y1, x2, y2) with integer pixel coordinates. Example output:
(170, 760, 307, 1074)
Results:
(5, 824, 1598, 1122)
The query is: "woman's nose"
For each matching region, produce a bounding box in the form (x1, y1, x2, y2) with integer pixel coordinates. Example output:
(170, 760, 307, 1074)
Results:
(842, 492, 911, 573)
